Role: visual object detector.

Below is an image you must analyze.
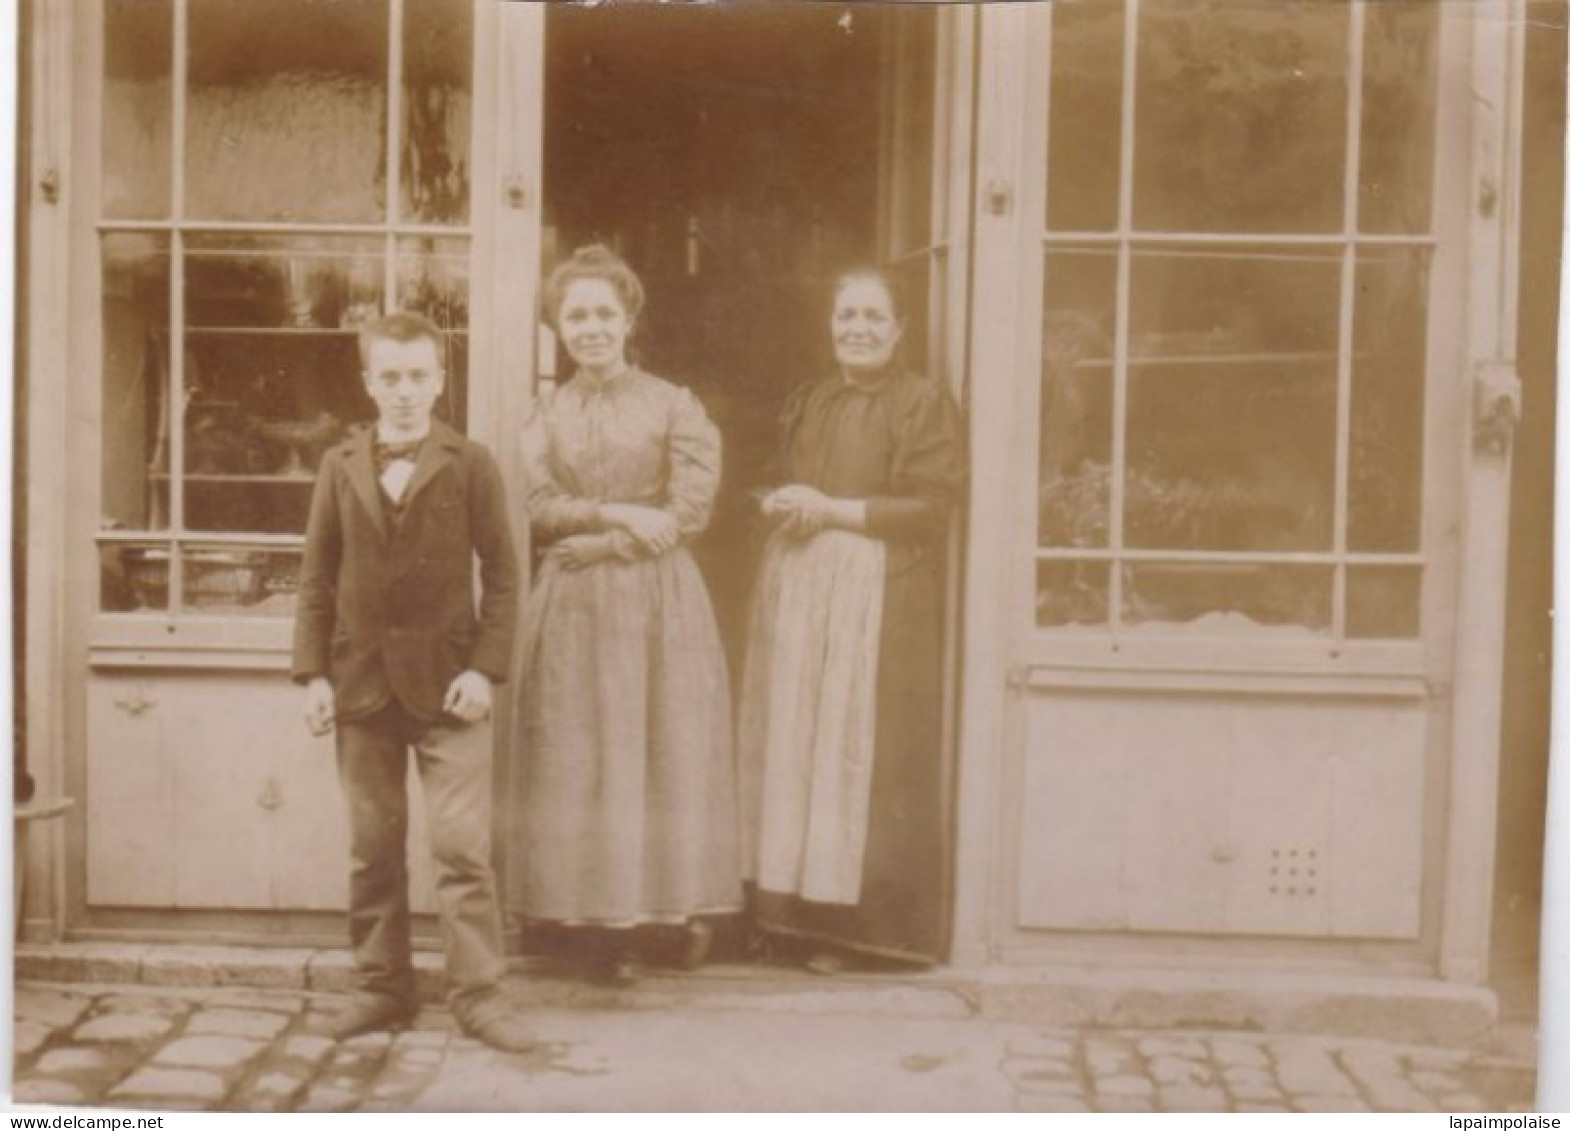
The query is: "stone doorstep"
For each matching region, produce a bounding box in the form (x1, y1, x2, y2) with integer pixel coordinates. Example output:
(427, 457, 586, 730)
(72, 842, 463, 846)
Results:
(16, 941, 1509, 1049)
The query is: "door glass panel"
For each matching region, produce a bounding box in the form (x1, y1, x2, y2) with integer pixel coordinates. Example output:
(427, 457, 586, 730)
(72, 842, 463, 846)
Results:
(1038, 560, 1110, 628)
(1045, 0, 1124, 233)
(101, 233, 172, 544)
(402, 0, 474, 225)
(187, 0, 389, 222)
(1134, 1, 1348, 233)
(103, 0, 173, 220)
(890, 18, 937, 255)
(1349, 248, 1429, 552)
(181, 546, 302, 618)
(1122, 563, 1332, 634)
(1346, 566, 1422, 639)
(1359, 1, 1440, 234)
(1040, 247, 1115, 547)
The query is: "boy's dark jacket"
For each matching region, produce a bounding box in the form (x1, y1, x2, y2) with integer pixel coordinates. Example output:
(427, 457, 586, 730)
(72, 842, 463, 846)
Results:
(290, 419, 520, 724)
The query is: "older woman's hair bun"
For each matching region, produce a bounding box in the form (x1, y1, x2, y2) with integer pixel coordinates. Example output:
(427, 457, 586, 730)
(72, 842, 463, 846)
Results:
(542, 243, 647, 329)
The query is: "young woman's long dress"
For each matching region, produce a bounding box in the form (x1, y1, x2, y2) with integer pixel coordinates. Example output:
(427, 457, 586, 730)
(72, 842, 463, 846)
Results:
(511, 368, 741, 925)
(739, 367, 966, 963)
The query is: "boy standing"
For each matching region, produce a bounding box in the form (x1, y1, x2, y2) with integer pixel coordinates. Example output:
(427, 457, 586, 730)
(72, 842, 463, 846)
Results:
(292, 311, 533, 1052)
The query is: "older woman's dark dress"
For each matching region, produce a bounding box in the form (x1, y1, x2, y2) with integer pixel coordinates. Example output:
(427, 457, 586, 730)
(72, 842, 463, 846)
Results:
(739, 365, 965, 964)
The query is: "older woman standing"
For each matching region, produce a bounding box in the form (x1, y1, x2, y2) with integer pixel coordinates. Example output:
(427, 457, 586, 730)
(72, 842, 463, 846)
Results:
(739, 268, 966, 970)
(511, 245, 740, 983)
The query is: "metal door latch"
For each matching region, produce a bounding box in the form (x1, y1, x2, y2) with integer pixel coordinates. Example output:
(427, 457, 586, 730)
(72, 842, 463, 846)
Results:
(1474, 361, 1522, 455)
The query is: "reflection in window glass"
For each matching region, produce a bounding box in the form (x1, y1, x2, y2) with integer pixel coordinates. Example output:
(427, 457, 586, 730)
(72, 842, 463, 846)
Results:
(187, 0, 389, 222)
(1040, 248, 1115, 547)
(1134, 1, 1348, 233)
(182, 547, 303, 618)
(101, 234, 172, 538)
(1359, 1, 1440, 234)
(403, 0, 474, 225)
(1123, 563, 1332, 634)
(1046, 1, 1124, 232)
(103, 0, 173, 220)
(1038, 561, 1109, 628)
(1346, 567, 1421, 639)
(101, 541, 171, 614)
(1349, 249, 1429, 552)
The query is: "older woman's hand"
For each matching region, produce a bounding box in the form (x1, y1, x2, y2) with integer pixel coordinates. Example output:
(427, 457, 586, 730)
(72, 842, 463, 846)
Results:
(764, 485, 830, 539)
(599, 502, 680, 555)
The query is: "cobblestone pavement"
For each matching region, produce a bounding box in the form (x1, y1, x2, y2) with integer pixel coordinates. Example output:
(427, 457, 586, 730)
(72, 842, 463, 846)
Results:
(10, 981, 1538, 1113)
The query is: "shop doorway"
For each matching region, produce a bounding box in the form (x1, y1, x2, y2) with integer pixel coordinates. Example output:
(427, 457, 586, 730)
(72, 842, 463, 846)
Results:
(541, 3, 901, 661)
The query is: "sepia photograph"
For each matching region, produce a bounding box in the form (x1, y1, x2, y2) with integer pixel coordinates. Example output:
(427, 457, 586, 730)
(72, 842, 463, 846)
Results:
(7, 0, 1565, 1113)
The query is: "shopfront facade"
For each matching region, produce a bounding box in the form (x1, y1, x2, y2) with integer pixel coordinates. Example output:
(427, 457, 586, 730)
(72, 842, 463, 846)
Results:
(18, 0, 1536, 1010)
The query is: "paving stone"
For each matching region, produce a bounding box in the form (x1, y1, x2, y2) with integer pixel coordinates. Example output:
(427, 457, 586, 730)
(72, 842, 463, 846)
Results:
(280, 1034, 337, 1064)
(1138, 1036, 1210, 1061)
(398, 1046, 444, 1067)
(13, 1020, 53, 1058)
(97, 993, 195, 1015)
(1018, 1094, 1091, 1113)
(209, 991, 306, 1014)
(1085, 1041, 1139, 1075)
(14, 986, 93, 1029)
(186, 1008, 291, 1041)
(12, 1078, 90, 1106)
(33, 1046, 115, 1075)
(1405, 1047, 1469, 1072)
(1093, 1073, 1155, 1097)
(110, 1067, 228, 1104)
(1341, 1046, 1437, 1112)
(299, 1085, 361, 1113)
(1411, 1069, 1467, 1094)
(1095, 1095, 1154, 1113)
(342, 1030, 394, 1054)
(1003, 1057, 1077, 1087)
(238, 1071, 309, 1106)
(1271, 1040, 1358, 1097)
(1149, 1054, 1215, 1087)
(73, 1011, 176, 1043)
(1439, 1092, 1492, 1113)
(1295, 1093, 1370, 1112)
(395, 1027, 452, 1049)
(1225, 1077, 1286, 1103)
(1211, 1039, 1271, 1069)
(1236, 1102, 1292, 1113)
(1006, 1031, 1077, 1060)
(153, 1036, 267, 1071)
(1158, 1086, 1230, 1112)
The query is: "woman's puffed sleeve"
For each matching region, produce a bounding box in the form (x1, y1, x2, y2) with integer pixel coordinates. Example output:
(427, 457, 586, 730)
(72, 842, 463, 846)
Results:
(865, 378, 966, 542)
(663, 386, 723, 537)
(519, 392, 602, 541)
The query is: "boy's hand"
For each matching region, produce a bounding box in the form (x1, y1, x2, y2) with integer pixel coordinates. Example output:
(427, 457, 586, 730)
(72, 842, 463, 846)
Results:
(303, 678, 336, 737)
(444, 670, 493, 724)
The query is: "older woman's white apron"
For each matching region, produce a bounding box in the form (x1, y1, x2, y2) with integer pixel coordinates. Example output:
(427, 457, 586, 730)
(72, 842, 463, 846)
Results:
(739, 527, 887, 905)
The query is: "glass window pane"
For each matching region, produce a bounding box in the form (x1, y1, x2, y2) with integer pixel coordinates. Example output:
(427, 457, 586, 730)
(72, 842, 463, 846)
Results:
(102, 233, 171, 537)
(1346, 566, 1421, 639)
(398, 236, 472, 430)
(1123, 563, 1332, 634)
(1349, 249, 1428, 552)
(1359, 1, 1440, 234)
(181, 547, 302, 617)
(103, 0, 172, 220)
(890, 16, 936, 255)
(102, 541, 171, 613)
(187, 0, 389, 222)
(402, 0, 474, 225)
(1038, 560, 1109, 629)
(1134, 1, 1348, 233)
(1040, 247, 1115, 547)
(1125, 248, 1338, 552)
(185, 233, 384, 330)
(1046, 0, 1124, 232)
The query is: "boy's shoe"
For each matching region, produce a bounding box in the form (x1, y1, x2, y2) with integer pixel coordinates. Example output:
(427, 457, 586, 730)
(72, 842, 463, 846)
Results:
(327, 993, 418, 1041)
(456, 992, 539, 1054)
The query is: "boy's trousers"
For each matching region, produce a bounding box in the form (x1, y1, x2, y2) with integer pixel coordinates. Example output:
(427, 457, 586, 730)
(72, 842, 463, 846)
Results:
(335, 701, 507, 1009)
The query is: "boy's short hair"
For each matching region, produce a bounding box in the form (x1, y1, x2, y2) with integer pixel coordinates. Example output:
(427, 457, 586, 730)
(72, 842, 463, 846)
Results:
(358, 311, 444, 371)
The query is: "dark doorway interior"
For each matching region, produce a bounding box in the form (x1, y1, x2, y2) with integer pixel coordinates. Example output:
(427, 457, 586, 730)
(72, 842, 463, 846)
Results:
(542, 3, 895, 661)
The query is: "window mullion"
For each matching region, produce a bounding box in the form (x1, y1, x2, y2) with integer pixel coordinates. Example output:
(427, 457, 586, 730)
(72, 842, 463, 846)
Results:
(1332, 3, 1368, 645)
(383, 0, 405, 309)
(1108, 0, 1139, 634)
(168, 0, 189, 618)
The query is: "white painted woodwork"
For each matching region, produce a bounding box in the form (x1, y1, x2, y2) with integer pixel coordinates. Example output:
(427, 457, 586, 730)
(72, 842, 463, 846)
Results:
(1017, 693, 1425, 939)
(86, 673, 438, 913)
